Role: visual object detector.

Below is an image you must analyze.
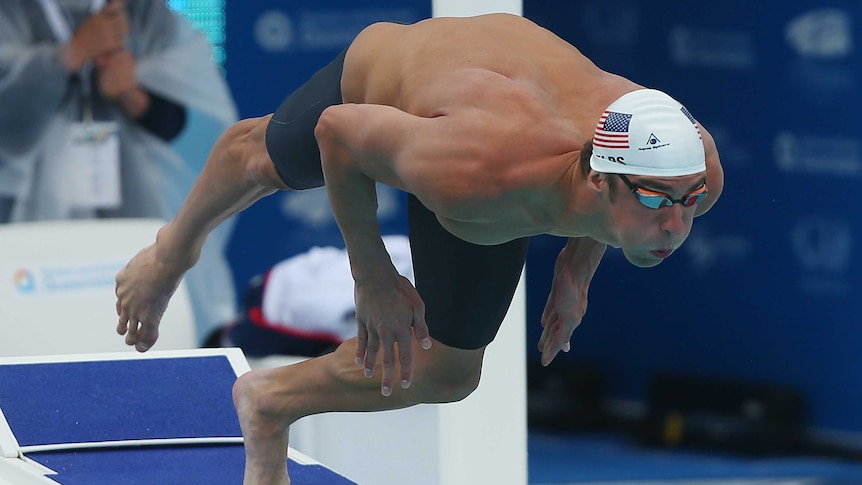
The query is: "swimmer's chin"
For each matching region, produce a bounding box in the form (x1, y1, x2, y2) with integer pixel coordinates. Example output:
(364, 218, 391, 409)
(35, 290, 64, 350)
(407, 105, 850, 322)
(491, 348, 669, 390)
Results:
(623, 253, 664, 268)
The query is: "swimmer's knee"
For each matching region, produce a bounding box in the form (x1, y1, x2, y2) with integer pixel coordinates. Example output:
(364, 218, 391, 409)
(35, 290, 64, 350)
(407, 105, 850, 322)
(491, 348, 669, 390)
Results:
(313, 105, 342, 146)
(225, 115, 288, 190)
(415, 349, 484, 404)
(233, 366, 302, 425)
(233, 368, 278, 416)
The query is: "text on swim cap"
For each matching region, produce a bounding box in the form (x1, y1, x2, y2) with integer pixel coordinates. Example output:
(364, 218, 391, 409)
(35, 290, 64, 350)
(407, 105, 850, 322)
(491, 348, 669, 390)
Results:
(594, 153, 627, 165)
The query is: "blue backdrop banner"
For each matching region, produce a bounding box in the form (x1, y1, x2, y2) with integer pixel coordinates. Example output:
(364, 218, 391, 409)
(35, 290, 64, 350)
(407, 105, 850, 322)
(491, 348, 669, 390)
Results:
(524, 0, 862, 435)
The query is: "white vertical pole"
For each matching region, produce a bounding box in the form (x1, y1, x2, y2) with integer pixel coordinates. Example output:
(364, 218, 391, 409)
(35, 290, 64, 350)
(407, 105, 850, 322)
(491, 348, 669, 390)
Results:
(288, 3, 529, 484)
(438, 273, 528, 485)
(432, 3, 526, 484)
(432, 0, 522, 17)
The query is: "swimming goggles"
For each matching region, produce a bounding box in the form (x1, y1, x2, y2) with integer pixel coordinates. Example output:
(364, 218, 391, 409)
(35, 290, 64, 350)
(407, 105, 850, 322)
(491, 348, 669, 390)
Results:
(617, 174, 708, 210)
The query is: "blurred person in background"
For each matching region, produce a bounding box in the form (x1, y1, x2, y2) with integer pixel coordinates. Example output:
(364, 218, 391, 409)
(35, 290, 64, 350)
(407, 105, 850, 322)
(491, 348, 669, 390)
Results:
(0, 0, 238, 343)
(205, 235, 414, 359)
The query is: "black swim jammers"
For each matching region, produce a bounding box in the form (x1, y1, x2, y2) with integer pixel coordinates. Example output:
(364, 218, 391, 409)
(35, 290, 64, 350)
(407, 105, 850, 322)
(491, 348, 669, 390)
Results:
(265, 50, 347, 190)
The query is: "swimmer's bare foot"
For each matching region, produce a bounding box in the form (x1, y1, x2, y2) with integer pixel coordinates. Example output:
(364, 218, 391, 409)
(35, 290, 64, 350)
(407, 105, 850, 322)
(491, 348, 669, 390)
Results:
(115, 225, 198, 352)
(233, 370, 294, 485)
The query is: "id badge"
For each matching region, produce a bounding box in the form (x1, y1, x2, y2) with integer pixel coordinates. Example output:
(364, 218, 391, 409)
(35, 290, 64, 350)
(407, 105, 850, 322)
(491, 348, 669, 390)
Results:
(63, 121, 121, 209)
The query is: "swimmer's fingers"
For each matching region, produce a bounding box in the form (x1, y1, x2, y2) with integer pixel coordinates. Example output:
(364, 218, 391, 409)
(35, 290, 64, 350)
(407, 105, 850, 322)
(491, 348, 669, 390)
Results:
(363, 324, 381, 379)
(355, 321, 369, 367)
(537, 284, 561, 354)
(396, 336, 413, 392)
(538, 311, 559, 366)
(395, 297, 429, 391)
(540, 314, 578, 367)
(538, 274, 586, 365)
(411, 296, 431, 351)
(537, 308, 554, 354)
(378, 332, 397, 397)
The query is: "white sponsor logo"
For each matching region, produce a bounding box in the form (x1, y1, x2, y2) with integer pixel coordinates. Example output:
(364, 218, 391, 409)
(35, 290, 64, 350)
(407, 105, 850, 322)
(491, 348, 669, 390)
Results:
(774, 132, 862, 177)
(255, 10, 294, 52)
(786, 9, 853, 59)
(12, 262, 124, 295)
(255, 8, 418, 53)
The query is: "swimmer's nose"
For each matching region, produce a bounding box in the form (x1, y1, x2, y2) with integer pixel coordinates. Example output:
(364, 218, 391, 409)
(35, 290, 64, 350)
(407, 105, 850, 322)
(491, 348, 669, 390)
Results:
(660, 203, 686, 235)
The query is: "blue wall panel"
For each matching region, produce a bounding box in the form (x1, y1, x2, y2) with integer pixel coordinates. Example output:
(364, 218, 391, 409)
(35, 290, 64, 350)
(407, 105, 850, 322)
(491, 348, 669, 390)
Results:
(525, 0, 862, 433)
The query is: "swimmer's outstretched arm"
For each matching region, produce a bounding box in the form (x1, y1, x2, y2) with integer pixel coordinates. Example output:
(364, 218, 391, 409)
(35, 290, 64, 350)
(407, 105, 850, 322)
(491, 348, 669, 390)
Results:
(315, 103, 455, 396)
(538, 237, 606, 366)
(115, 115, 285, 351)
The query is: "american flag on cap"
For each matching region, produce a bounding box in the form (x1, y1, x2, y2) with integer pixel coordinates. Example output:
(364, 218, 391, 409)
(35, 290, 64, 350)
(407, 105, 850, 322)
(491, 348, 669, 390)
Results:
(594, 111, 632, 149)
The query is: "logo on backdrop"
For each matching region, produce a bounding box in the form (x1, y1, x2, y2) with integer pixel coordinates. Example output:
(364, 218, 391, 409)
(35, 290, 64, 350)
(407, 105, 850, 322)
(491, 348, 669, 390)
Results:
(11, 263, 122, 295)
(254, 8, 419, 53)
(783, 9, 855, 102)
(255, 10, 295, 52)
(786, 9, 853, 59)
(13, 269, 35, 293)
(774, 132, 862, 177)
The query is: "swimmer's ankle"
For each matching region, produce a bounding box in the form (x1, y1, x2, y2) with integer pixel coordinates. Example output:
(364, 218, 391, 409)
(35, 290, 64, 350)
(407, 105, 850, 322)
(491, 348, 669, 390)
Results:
(153, 222, 202, 271)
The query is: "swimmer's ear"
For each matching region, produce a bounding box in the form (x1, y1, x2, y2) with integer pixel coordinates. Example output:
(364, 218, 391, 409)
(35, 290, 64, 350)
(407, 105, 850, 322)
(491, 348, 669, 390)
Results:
(586, 171, 607, 193)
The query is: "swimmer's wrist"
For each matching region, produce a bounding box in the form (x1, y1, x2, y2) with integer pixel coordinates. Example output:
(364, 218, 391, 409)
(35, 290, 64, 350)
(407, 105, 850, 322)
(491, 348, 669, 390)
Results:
(349, 255, 398, 283)
(558, 237, 606, 281)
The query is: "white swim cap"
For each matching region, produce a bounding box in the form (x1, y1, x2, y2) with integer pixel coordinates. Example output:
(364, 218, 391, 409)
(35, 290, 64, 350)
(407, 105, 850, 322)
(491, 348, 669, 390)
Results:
(589, 89, 706, 177)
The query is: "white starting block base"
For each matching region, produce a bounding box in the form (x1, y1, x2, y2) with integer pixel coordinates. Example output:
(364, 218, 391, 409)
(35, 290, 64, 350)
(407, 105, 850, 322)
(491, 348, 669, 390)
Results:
(0, 219, 197, 358)
(249, 273, 528, 485)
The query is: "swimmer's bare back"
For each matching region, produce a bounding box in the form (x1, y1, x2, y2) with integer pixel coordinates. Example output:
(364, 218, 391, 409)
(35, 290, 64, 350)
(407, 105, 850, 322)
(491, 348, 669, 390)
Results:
(330, 14, 644, 245)
(341, 13, 640, 129)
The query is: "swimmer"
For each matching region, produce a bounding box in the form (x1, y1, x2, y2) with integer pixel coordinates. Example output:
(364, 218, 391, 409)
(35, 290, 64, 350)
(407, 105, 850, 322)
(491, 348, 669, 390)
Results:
(114, 14, 723, 484)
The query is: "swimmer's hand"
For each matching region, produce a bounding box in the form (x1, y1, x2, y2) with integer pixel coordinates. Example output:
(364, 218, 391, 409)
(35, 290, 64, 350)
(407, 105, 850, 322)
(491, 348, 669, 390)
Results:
(115, 238, 192, 352)
(537, 270, 583, 366)
(537, 238, 605, 366)
(354, 273, 432, 397)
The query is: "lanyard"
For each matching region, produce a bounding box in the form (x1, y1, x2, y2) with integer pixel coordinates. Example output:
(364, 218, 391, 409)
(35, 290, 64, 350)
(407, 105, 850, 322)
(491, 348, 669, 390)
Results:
(35, 0, 108, 119)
